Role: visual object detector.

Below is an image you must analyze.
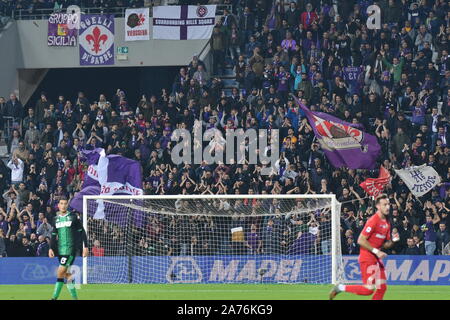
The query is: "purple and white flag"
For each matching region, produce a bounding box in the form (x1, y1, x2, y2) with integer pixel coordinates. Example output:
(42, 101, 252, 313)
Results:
(153, 5, 216, 40)
(395, 165, 441, 197)
(79, 15, 115, 66)
(70, 148, 143, 222)
(47, 12, 78, 46)
(293, 97, 381, 169)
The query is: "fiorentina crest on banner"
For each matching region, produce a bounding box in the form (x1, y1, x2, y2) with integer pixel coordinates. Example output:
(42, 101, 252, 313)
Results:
(311, 114, 365, 151)
(360, 166, 391, 197)
(79, 15, 115, 66)
(292, 96, 380, 169)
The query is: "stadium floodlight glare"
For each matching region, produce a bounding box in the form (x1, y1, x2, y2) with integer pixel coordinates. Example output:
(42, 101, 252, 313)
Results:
(82, 195, 345, 285)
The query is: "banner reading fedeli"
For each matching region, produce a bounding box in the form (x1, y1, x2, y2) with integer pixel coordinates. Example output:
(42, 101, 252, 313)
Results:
(79, 15, 115, 66)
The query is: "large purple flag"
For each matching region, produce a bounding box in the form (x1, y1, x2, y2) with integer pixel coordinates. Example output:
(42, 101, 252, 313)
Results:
(70, 148, 144, 225)
(293, 97, 381, 169)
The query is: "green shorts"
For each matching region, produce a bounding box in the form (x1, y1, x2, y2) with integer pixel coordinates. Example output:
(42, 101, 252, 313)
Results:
(58, 255, 75, 268)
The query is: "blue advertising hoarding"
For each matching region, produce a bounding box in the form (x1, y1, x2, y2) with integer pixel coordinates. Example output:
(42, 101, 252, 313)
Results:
(0, 255, 449, 285)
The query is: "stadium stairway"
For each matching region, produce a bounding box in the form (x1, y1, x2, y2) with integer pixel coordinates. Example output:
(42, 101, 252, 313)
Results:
(214, 62, 240, 97)
(0, 131, 7, 160)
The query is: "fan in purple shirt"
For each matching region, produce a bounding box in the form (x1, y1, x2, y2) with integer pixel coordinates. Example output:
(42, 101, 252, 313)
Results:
(246, 224, 262, 254)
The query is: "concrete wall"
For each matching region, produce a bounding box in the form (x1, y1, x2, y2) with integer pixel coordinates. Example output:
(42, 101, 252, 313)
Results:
(15, 18, 210, 69)
(18, 69, 49, 104)
(0, 22, 22, 98)
(0, 17, 211, 102)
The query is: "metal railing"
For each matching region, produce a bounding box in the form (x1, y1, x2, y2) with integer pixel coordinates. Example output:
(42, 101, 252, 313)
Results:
(11, 4, 232, 21)
(2, 117, 20, 142)
(195, 37, 213, 77)
(13, 7, 129, 20)
(0, 16, 12, 31)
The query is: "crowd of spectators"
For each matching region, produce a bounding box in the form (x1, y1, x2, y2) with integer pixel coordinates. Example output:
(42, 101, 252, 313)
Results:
(0, 0, 450, 259)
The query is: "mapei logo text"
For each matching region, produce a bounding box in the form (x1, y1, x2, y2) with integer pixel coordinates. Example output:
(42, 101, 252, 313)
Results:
(166, 257, 203, 283)
(344, 257, 450, 284)
(209, 259, 303, 282)
(21, 264, 54, 281)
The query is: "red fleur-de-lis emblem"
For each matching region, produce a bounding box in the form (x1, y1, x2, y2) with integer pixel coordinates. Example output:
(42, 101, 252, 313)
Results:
(138, 13, 145, 26)
(85, 26, 108, 54)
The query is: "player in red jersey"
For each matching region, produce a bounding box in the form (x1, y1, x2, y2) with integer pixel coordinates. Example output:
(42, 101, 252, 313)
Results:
(330, 194, 399, 300)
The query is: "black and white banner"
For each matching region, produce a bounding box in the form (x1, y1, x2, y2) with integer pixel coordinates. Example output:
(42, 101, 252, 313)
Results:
(153, 5, 216, 40)
(395, 165, 441, 197)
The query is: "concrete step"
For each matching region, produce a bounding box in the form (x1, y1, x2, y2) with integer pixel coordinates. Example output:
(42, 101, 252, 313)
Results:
(216, 75, 236, 80)
(222, 88, 246, 97)
(222, 72, 236, 78)
(0, 145, 8, 158)
(213, 64, 236, 78)
(212, 69, 236, 79)
(221, 78, 240, 88)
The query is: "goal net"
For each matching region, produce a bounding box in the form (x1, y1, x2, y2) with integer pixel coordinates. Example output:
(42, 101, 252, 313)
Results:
(82, 195, 345, 285)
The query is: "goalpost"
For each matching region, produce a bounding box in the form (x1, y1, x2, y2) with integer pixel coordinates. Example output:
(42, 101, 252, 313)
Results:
(82, 194, 345, 285)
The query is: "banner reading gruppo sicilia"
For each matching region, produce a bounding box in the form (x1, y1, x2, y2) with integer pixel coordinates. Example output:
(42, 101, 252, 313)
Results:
(47, 12, 78, 46)
(153, 5, 217, 40)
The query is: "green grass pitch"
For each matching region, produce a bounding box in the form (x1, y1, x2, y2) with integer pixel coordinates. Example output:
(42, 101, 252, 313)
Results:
(1, 284, 449, 300)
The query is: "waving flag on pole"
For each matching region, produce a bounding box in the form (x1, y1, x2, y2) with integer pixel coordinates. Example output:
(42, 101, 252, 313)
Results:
(70, 148, 144, 225)
(395, 165, 441, 197)
(360, 166, 391, 197)
(293, 97, 381, 169)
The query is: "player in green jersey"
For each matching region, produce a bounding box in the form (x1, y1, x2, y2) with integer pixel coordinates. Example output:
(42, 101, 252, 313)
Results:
(49, 198, 88, 300)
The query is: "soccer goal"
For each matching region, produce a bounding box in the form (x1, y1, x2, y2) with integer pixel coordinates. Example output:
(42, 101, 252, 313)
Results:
(82, 195, 345, 285)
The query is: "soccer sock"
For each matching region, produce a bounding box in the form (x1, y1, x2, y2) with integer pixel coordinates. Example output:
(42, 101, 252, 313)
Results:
(343, 285, 374, 296)
(372, 284, 387, 300)
(52, 278, 65, 299)
(66, 279, 78, 300)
